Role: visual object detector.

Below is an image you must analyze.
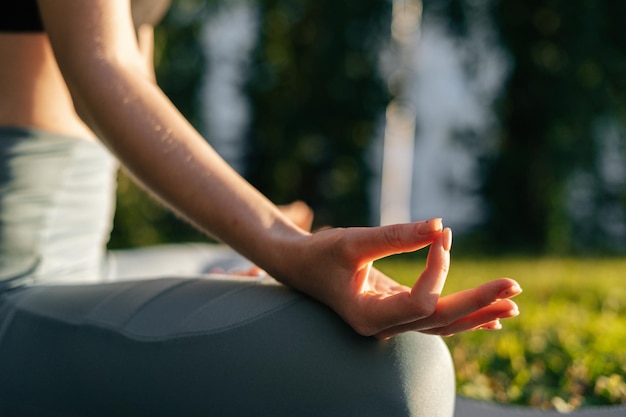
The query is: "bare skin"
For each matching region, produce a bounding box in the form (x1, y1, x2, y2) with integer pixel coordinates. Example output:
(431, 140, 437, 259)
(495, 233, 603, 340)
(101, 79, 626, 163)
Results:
(0, 34, 94, 138)
(0, 0, 520, 338)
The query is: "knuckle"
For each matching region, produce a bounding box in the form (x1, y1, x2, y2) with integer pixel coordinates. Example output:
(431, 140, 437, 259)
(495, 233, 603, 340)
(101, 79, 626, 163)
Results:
(382, 224, 406, 250)
(411, 295, 438, 319)
(333, 228, 358, 259)
(477, 287, 497, 309)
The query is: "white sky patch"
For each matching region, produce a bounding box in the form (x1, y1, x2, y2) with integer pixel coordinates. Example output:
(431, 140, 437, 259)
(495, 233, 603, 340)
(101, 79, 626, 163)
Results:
(409, 19, 509, 231)
(200, 2, 258, 174)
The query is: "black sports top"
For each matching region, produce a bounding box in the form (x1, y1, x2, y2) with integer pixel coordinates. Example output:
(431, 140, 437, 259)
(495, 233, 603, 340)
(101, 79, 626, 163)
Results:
(0, 2, 43, 32)
(0, 0, 171, 32)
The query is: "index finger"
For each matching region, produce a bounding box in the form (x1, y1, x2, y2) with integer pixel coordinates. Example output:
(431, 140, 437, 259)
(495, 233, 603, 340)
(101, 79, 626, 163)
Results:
(347, 218, 444, 265)
(410, 227, 451, 307)
(345, 230, 451, 336)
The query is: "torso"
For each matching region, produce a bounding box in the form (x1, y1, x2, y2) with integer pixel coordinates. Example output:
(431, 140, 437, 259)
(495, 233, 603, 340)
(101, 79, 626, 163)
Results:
(0, 0, 169, 287)
(0, 34, 94, 139)
(0, 0, 171, 139)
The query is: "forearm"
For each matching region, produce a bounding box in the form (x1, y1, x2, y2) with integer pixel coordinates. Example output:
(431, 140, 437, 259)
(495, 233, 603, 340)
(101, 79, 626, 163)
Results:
(37, 0, 307, 282)
(70, 61, 307, 278)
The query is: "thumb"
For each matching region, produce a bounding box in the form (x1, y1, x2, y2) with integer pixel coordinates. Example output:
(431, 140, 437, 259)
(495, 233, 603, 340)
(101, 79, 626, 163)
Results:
(351, 218, 444, 264)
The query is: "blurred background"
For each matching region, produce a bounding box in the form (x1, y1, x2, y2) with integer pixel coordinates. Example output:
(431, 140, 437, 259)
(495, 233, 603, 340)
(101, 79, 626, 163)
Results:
(107, 0, 626, 409)
(109, 0, 626, 257)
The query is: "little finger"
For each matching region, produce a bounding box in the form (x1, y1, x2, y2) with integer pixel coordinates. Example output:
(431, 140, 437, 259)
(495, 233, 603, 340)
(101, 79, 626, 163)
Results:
(420, 299, 519, 336)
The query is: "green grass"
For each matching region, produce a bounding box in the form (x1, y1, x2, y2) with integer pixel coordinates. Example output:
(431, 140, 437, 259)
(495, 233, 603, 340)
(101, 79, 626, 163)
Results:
(375, 256, 626, 411)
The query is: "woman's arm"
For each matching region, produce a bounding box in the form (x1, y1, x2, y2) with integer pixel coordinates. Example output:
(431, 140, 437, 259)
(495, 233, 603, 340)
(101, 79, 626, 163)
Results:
(39, 0, 303, 270)
(38, 0, 520, 337)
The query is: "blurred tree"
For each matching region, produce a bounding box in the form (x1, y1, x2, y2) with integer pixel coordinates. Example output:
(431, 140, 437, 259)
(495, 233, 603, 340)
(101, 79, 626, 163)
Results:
(110, 0, 391, 246)
(245, 0, 391, 228)
(111, 0, 626, 253)
(481, 0, 626, 254)
(427, 0, 626, 254)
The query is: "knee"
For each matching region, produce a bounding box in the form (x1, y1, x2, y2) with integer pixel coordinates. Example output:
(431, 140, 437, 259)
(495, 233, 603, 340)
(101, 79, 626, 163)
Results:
(389, 332, 456, 417)
(272, 295, 457, 417)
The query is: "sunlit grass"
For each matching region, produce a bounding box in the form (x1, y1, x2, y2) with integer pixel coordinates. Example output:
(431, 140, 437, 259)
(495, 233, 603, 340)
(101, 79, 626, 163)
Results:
(375, 256, 626, 410)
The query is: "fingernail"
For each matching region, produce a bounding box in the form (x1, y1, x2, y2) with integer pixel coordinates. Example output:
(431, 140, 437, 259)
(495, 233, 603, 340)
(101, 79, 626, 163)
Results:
(442, 228, 452, 251)
(478, 320, 501, 331)
(497, 284, 522, 299)
(503, 307, 520, 318)
(417, 218, 442, 235)
(487, 320, 502, 330)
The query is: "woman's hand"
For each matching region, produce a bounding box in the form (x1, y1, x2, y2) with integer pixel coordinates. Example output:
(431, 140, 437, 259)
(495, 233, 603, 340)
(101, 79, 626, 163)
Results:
(277, 218, 521, 339)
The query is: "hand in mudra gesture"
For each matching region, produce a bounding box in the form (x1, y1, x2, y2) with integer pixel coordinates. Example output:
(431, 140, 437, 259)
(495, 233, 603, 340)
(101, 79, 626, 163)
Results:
(278, 218, 521, 339)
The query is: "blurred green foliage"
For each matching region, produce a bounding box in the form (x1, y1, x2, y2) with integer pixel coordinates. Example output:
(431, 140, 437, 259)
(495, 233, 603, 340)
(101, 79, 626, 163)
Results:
(111, 0, 390, 248)
(377, 256, 626, 409)
(477, 1, 626, 254)
(421, 0, 626, 255)
(107, 2, 626, 409)
(111, 0, 626, 255)
(245, 0, 390, 228)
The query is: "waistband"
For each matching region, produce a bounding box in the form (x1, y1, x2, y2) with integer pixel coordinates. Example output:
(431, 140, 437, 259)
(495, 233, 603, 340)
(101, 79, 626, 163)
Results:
(0, 125, 118, 290)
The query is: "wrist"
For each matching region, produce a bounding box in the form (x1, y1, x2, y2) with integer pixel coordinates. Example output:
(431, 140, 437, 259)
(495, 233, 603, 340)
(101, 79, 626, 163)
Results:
(261, 226, 311, 286)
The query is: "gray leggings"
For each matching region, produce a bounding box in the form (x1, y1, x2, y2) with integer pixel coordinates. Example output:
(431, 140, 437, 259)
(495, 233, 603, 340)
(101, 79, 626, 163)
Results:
(0, 245, 456, 417)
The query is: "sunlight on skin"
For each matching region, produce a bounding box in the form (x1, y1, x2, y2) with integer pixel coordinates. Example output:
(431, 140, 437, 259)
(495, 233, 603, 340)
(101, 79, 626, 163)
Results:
(366, 224, 521, 339)
(211, 215, 521, 339)
(210, 200, 314, 278)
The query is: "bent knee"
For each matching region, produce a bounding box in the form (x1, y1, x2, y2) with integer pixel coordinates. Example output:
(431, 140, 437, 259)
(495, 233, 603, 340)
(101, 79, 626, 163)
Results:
(389, 333, 456, 417)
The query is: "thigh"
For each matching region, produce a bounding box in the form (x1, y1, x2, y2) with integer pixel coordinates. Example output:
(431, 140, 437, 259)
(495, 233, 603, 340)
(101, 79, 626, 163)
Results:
(0, 277, 455, 417)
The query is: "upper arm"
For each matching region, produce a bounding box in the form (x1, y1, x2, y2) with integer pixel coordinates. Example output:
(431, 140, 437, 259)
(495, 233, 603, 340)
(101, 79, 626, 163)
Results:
(37, 0, 149, 93)
(37, 0, 159, 133)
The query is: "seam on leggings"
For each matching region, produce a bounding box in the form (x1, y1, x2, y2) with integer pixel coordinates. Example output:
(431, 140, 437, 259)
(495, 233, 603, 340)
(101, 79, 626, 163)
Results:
(176, 292, 303, 338)
(0, 296, 18, 345)
(15, 285, 304, 342)
(17, 296, 303, 342)
(8, 279, 197, 332)
(86, 278, 301, 338)
(0, 288, 32, 344)
(114, 278, 200, 329)
(83, 278, 136, 318)
(83, 277, 196, 328)
(83, 277, 253, 332)
(175, 281, 263, 327)
(135, 296, 302, 341)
